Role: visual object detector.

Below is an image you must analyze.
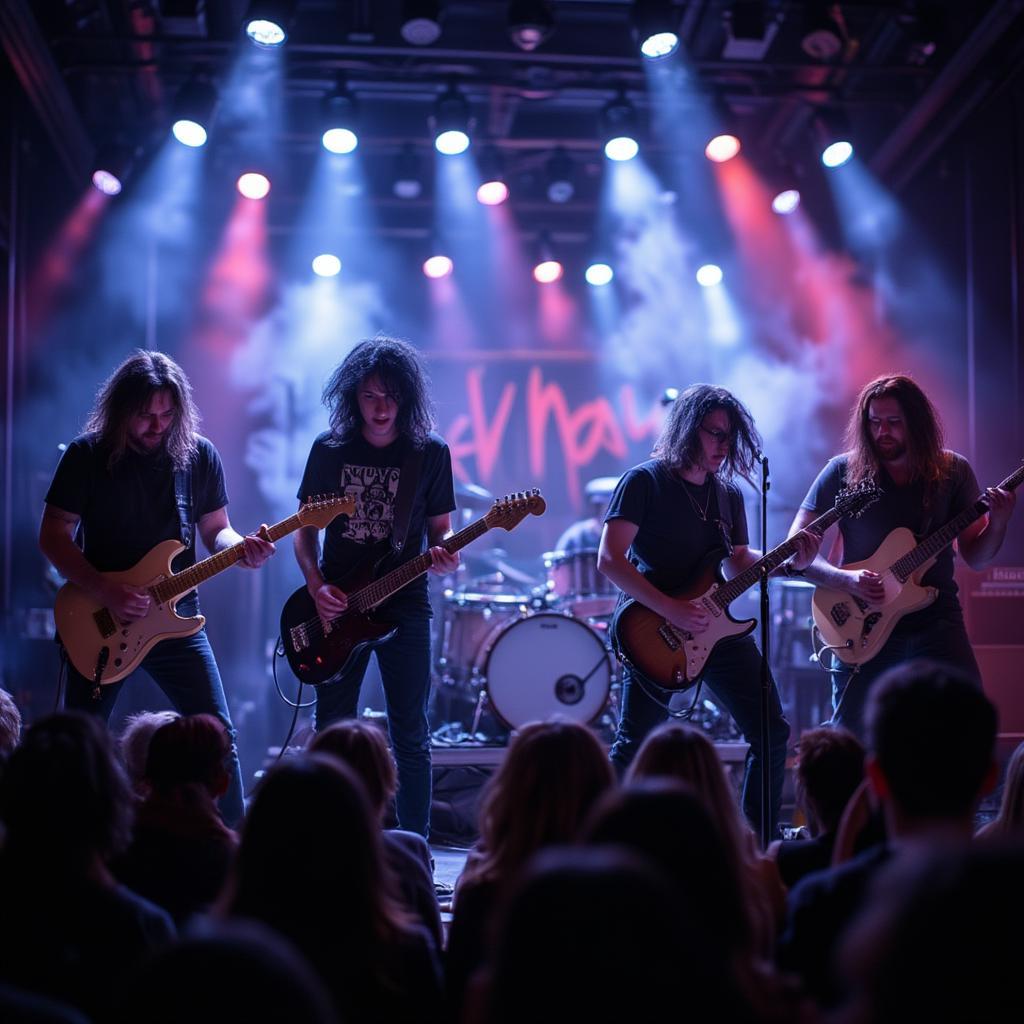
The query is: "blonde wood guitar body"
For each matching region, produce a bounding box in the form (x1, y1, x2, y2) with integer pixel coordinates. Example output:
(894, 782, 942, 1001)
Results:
(810, 527, 938, 667)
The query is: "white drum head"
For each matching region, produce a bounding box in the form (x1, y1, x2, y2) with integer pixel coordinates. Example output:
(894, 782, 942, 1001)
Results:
(481, 612, 611, 729)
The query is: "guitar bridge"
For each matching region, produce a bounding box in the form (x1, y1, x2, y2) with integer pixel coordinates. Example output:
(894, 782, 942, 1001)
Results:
(830, 603, 850, 627)
(658, 623, 681, 651)
(93, 608, 116, 639)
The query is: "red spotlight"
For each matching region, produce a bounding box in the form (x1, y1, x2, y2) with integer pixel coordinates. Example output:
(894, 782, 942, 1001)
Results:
(423, 254, 453, 279)
(477, 180, 509, 206)
(237, 172, 271, 199)
(705, 134, 741, 163)
(533, 259, 563, 284)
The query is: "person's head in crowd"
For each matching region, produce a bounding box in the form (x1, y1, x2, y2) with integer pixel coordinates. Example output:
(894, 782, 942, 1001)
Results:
(308, 719, 396, 822)
(478, 845, 735, 1024)
(144, 713, 231, 800)
(464, 718, 614, 888)
(582, 779, 753, 963)
(838, 843, 1024, 1024)
(0, 688, 22, 759)
(0, 712, 133, 871)
(111, 919, 338, 1024)
(793, 726, 866, 836)
(627, 721, 753, 854)
(226, 753, 405, 948)
(865, 660, 997, 834)
(119, 710, 180, 790)
(979, 741, 1024, 840)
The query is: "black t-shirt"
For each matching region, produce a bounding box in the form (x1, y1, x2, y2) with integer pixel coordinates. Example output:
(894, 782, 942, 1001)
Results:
(45, 434, 228, 614)
(604, 459, 749, 593)
(800, 452, 978, 606)
(297, 430, 456, 616)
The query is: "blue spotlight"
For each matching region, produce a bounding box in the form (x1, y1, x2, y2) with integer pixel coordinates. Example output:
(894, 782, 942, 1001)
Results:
(312, 254, 341, 277)
(171, 78, 217, 148)
(602, 94, 640, 161)
(322, 84, 359, 154)
(585, 263, 614, 286)
(91, 170, 123, 196)
(605, 136, 639, 162)
(323, 128, 358, 154)
(634, 1, 679, 59)
(243, 1, 294, 46)
(172, 120, 207, 148)
(696, 264, 723, 287)
(436, 130, 469, 156)
(772, 189, 801, 215)
(433, 85, 472, 155)
(822, 140, 854, 168)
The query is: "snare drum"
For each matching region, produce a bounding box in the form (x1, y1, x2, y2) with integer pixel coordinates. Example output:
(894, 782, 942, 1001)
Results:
(475, 611, 612, 729)
(542, 549, 618, 618)
(438, 588, 529, 684)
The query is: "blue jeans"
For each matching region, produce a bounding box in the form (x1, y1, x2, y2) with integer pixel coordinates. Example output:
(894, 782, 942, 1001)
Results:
(830, 602, 981, 739)
(64, 627, 245, 827)
(610, 634, 790, 836)
(313, 613, 433, 837)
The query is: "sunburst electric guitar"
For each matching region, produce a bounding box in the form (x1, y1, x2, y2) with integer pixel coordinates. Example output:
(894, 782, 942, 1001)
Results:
(812, 461, 1024, 666)
(55, 495, 355, 686)
(611, 482, 880, 690)
(280, 489, 546, 685)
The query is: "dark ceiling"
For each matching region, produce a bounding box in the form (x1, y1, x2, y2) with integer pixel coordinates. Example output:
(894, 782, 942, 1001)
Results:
(4, 0, 1024, 236)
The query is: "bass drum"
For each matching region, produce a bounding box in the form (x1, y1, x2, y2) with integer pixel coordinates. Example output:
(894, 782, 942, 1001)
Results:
(476, 612, 612, 729)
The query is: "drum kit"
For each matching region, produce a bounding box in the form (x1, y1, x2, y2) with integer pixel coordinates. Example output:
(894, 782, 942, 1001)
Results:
(431, 480, 620, 742)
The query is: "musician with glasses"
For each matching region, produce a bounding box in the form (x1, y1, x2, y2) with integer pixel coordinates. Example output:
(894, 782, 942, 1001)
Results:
(38, 350, 275, 827)
(788, 374, 1016, 737)
(598, 383, 820, 835)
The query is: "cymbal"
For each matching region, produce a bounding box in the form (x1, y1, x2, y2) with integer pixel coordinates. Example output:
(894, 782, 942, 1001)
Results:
(455, 481, 495, 509)
(467, 549, 541, 587)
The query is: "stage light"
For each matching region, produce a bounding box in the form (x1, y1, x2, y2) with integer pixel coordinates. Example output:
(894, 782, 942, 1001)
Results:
(545, 147, 575, 202)
(433, 85, 472, 155)
(476, 147, 508, 205)
(533, 259, 563, 284)
(822, 140, 853, 168)
(477, 180, 509, 205)
(91, 170, 121, 196)
(585, 262, 614, 286)
(393, 144, 424, 198)
(401, 0, 442, 45)
(423, 254, 453, 278)
(312, 254, 341, 277)
(237, 172, 271, 199)
(801, 2, 844, 60)
(171, 77, 217, 147)
(322, 83, 359, 153)
(633, 0, 679, 59)
(90, 142, 133, 196)
(696, 263, 723, 287)
(705, 133, 741, 163)
(602, 94, 639, 161)
(771, 188, 801, 214)
(507, 0, 555, 52)
(243, 0, 295, 46)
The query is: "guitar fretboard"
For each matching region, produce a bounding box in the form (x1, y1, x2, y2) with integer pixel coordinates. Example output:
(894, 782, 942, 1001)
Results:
(150, 512, 308, 604)
(712, 503, 849, 609)
(890, 464, 1024, 583)
(347, 518, 491, 614)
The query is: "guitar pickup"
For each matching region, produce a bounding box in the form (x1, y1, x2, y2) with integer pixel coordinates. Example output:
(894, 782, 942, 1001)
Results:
(290, 625, 309, 652)
(658, 623, 681, 651)
(830, 603, 851, 627)
(93, 608, 116, 639)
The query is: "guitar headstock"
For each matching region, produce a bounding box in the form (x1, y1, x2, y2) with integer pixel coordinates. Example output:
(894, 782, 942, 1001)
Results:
(298, 494, 357, 530)
(484, 489, 547, 532)
(835, 480, 882, 520)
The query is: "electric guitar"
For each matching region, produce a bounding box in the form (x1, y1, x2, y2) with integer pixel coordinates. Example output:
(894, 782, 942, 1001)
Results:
(280, 489, 546, 685)
(611, 482, 879, 691)
(812, 462, 1024, 666)
(55, 495, 355, 686)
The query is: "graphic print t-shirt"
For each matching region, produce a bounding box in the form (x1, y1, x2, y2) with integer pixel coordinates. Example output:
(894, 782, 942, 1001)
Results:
(297, 431, 456, 616)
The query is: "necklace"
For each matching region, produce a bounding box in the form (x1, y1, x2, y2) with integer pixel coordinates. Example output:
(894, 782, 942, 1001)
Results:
(682, 477, 713, 521)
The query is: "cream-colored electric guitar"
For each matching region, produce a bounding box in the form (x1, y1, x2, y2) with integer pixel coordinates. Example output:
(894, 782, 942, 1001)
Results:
(54, 495, 354, 686)
(812, 462, 1024, 666)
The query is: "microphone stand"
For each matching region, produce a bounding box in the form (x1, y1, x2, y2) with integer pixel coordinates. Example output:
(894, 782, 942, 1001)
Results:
(757, 451, 772, 850)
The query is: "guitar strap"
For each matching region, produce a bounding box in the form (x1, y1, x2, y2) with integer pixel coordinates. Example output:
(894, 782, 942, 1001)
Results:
(173, 465, 194, 551)
(390, 443, 425, 555)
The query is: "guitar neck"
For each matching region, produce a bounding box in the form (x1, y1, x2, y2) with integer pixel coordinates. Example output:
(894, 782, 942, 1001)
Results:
(151, 512, 309, 604)
(348, 517, 491, 613)
(713, 503, 847, 607)
(891, 463, 1024, 582)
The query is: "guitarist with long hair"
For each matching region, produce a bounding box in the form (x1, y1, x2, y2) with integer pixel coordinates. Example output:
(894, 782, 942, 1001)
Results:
(293, 336, 458, 838)
(598, 384, 820, 834)
(39, 350, 276, 826)
(789, 374, 1016, 737)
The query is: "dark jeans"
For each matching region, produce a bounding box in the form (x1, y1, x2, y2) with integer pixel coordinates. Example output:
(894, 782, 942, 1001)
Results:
(313, 613, 433, 837)
(64, 627, 245, 827)
(610, 634, 790, 837)
(830, 603, 981, 739)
